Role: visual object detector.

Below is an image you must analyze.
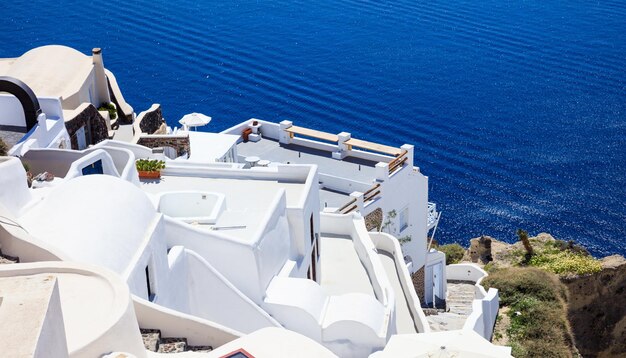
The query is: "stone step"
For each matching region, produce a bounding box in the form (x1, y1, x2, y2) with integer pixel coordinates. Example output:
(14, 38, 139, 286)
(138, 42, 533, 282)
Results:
(187, 345, 214, 352)
(140, 329, 161, 352)
(448, 298, 474, 303)
(140, 328, 212, 353)
(158, 337, 187, 353)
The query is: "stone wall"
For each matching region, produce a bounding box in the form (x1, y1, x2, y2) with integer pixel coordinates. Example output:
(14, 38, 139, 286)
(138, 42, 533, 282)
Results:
(562, 256, 626, 358)
(138, 104, 164, 135)
(65, 104, 109, 150)
(467, 235, 493, 264)
(412, 266, 425, 304)
(364, 208, 383, 231)
(136, 135, 190, 158)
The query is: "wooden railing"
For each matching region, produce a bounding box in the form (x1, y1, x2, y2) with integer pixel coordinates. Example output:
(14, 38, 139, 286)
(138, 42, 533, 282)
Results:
(338, 197, 358, 214)
(337, 183, 381, 214)
(344, 138, 403, 156)
(388, 150, 408, 174)
(363, 183, 381, 202)
(284, 125, 339, 143)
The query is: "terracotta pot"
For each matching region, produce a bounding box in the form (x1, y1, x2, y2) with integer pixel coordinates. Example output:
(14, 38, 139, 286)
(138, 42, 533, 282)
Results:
(138, 170, 161, 179)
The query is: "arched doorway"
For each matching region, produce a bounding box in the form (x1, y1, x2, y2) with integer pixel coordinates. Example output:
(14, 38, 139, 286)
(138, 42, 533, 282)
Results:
(0, 76, 41, 131)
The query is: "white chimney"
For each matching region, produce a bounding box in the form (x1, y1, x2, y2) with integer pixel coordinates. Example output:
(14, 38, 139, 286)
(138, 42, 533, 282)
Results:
(92, 48, 111, 106)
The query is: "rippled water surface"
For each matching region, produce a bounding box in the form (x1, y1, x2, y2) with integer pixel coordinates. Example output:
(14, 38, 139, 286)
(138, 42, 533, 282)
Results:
(2, 0, 625, 256)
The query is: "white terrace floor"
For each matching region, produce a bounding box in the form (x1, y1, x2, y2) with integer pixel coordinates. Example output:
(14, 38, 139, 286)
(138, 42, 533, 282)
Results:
(237, 138, 382, 208)
(378, 251, 418, 334)
(319, 234, 375, 297)
(140, 175, 306, 241)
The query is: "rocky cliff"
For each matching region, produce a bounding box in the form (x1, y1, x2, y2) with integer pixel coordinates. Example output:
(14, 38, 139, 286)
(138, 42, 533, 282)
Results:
(562, 255, 626, 358)
(463, 234, 625, 357)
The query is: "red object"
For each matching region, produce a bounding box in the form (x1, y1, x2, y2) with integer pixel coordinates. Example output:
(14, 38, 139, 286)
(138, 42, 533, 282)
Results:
(219, 348, 255, 358)
(242, 128, 253, 142)
(138, 170, 161, 180)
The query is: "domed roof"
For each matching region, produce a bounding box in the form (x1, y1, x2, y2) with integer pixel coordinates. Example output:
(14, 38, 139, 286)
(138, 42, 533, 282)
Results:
(19, 175, 158, 274)
(3, 45, 93, 100)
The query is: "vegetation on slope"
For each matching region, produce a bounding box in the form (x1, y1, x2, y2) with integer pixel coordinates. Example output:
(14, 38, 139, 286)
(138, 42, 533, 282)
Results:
(483, 267, 579, 358)
(494, 233, 602, 277)
(436, 243, 465, 265)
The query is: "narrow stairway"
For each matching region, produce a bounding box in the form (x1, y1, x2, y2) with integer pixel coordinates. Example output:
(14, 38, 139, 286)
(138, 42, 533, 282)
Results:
(140, 328, 213, 353)
(446, 280, 476, 316)
(426, 280, 475, 331)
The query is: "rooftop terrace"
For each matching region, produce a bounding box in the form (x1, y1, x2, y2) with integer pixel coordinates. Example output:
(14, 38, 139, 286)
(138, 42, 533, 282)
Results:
(319, 233, 376, 298)
(237, 138, 380, 208)
(140, 174, 307, 241)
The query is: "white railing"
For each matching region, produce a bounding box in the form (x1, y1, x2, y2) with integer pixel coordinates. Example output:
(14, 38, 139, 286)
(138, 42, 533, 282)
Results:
(369, 232, 430, 333)
(427, 202, 439, 229)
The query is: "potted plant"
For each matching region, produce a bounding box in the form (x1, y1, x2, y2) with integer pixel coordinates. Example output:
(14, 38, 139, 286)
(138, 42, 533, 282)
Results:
(249, 119, 262, 134)
(136, 159, 165, 179)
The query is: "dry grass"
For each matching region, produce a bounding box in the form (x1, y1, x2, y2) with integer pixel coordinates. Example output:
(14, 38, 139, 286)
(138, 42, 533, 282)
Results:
(483, 267, 579, 358)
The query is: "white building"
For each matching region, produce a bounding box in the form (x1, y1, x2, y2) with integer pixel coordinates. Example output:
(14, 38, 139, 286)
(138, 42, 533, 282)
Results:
(0, 44, 507, 357)
(0, 138, 506, 357)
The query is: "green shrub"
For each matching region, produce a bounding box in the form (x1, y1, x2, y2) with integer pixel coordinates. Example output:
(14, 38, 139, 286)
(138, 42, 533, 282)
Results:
(136, 159, 165, 172)
(438, 243, 465, 265)
(483, 267, 576, 358)
(0, 138, 7, 156)
(529, 250, 602, 276)
(483, 267, 562, 305)
(98, 102, 117, 120)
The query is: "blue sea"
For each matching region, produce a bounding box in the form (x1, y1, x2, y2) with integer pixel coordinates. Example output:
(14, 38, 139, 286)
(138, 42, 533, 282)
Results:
(1, 0, 624, 256)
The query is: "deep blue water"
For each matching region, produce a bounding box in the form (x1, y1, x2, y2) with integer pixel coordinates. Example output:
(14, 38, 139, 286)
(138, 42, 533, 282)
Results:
(2, 0, 625, 256)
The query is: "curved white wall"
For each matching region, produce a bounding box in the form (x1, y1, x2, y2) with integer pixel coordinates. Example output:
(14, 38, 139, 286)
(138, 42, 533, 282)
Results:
(133, 296, 241, 347)
(447, 263, 500, 340)
(0, 157, 33, 216)
(369, 232, 430, 333)
(184, 249, 281, 333)
(0, 262, 146, 358)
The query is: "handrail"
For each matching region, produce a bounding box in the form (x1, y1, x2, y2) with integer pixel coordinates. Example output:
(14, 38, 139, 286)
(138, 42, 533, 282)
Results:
(338, 197, 357, 213)
(284, 125, 339, 143)
(363, 183, 381, 196)
(340, 205, 358, 214)
(388, 150, 408, 171)
(364, 190, 380, 202)
(388, 156, 408, 174)
(344, 137, 403, 156)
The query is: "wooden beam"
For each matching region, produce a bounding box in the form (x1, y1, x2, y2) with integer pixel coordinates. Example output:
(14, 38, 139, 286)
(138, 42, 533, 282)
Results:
(284, 125, 339, 143)
(344, 138, 402, 156)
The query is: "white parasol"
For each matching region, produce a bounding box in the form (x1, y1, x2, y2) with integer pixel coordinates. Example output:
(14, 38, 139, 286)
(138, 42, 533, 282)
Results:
(179, 113, 212, 130)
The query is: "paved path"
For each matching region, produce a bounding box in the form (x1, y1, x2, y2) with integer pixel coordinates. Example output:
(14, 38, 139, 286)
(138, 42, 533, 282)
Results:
(319, 234, 375, 297)
(114, 123, 134, 142)
(427, 280, 475, 331)
(378, 251, 417, 333)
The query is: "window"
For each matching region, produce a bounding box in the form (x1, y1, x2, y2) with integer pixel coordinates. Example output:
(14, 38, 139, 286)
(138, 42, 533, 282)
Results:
(145, 265, 155, 301)
(307, 214, 318, 282)
(399, 207, 409, 232)
(220, 348, 255, 358)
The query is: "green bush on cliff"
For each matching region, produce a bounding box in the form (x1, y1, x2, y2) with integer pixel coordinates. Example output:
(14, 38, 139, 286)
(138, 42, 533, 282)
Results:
(483, 267, 577, 358)
(98, 102, 117, 120)
(529, 250, 602, 276)
(526, 241, 602, 276)
(438, 243, 465, 265)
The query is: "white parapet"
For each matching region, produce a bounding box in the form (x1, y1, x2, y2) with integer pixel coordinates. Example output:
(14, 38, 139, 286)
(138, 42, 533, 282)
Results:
(0, 261, 146, 358)
(279, 120, 293, 144)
